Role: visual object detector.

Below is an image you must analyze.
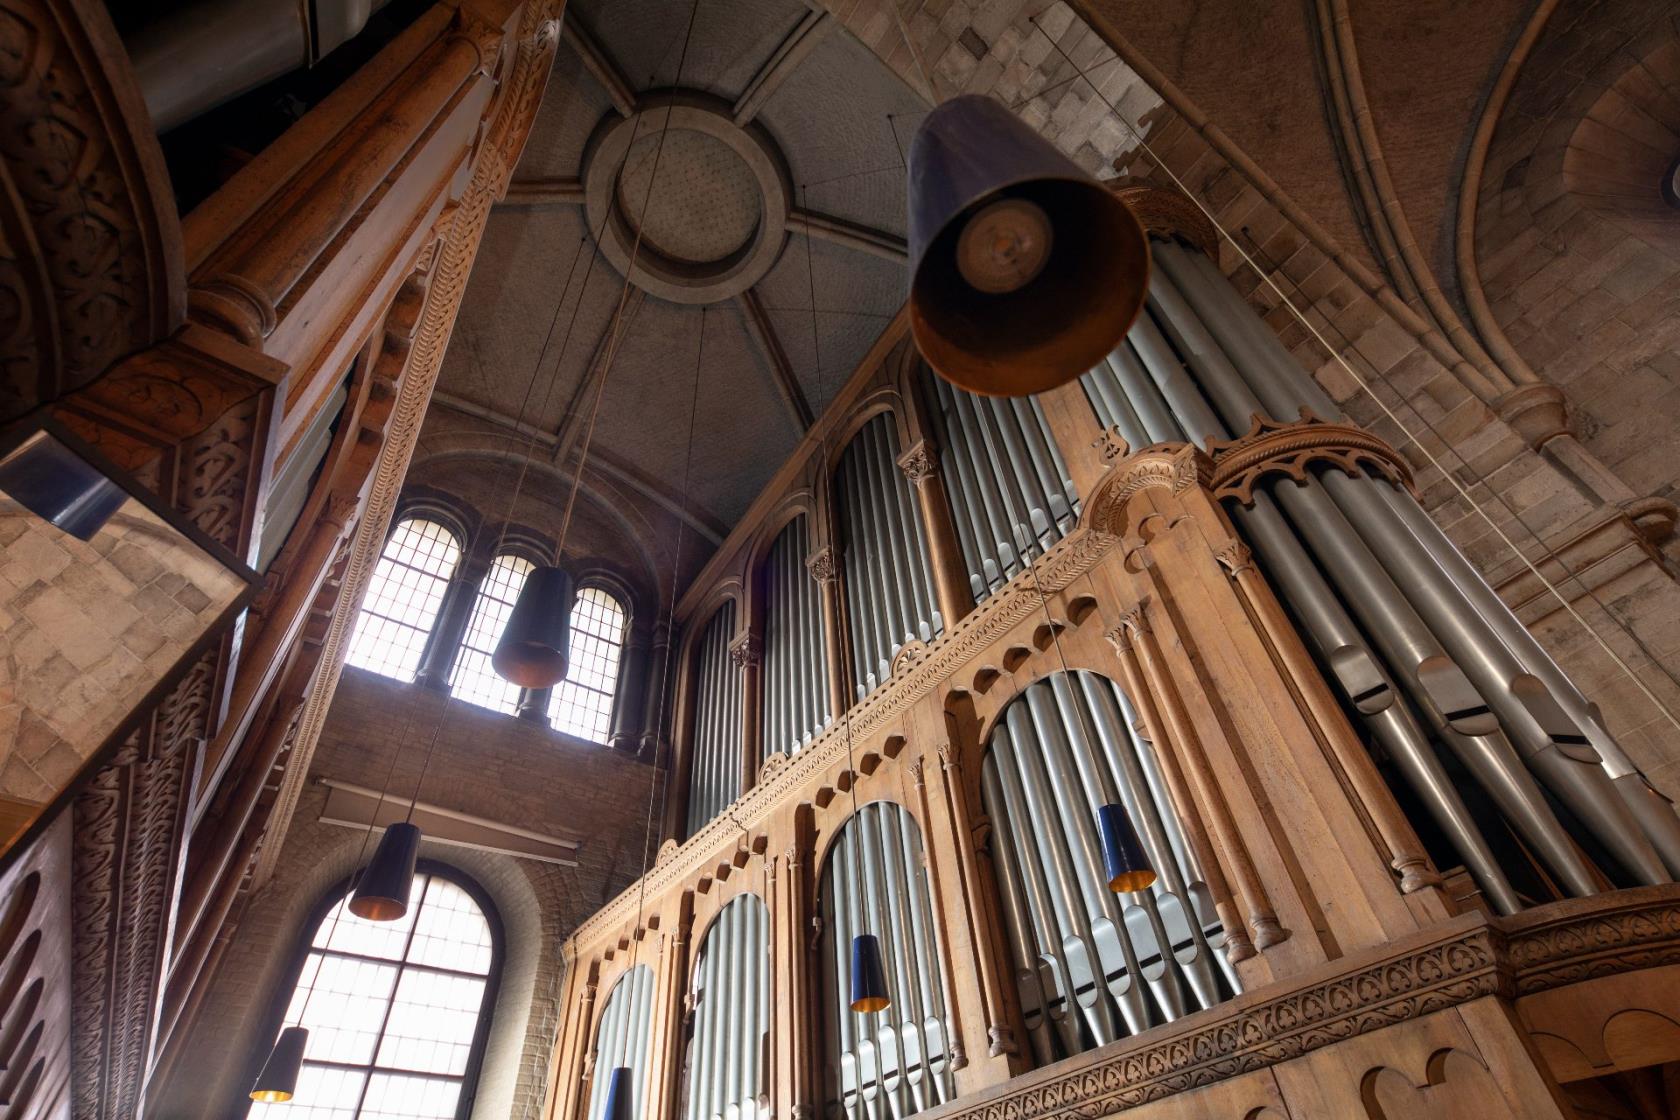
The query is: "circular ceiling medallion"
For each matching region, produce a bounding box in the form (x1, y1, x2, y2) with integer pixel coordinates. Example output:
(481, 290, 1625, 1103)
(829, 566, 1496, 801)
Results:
(583, 93, 791, 304)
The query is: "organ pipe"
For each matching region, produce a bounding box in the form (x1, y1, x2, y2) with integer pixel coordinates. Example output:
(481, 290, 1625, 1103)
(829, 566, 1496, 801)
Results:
(837, 416, 943, 698)
(685, 894, 769, 1120)
(588, 965, 655, 1120)
(981, 672, 1235, 1068)
(820, 802, 955, 1120)
(687, 602, 743, 838)
(1081, 235, 1679, 908)
(921, 368, 1079, 600)
(761, 517, 830, 758)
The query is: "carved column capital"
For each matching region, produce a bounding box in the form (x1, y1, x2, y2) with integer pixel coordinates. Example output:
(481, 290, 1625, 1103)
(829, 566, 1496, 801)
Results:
(1214, 540, 1254, 577)
(908, 757, 927, 788)
(896, 439, 938, 484)
(728, 635, 761, 669)
(1091, 425, 1131, 463)
(805, 546, 838, 584)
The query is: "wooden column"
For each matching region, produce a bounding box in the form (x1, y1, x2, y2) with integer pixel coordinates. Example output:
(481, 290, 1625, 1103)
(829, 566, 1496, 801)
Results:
(897, 439, 974, 628)
(774, 809, 818, 1120)
(807, 547, 852, 721)
(1037, 379, 1114, 498)
(647, 899, 694, 1120)
(733, 636, 764, 793)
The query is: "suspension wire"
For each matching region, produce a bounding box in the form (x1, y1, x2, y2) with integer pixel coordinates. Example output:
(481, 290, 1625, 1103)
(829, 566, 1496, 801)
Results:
(1023, 16, 1680, 736)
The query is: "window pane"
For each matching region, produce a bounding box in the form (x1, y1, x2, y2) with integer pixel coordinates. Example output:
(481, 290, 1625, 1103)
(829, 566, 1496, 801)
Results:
(375, 969, 487, 1075)
(551, 588, 626, 743)
(290, 954, 400, 1065)
(407, 878, 494, 974)
(347, 520, 461, 681)
(449, 554, 534, 715)
(250, 1064, 366, 1120)
(359, 1073, 462, 1120)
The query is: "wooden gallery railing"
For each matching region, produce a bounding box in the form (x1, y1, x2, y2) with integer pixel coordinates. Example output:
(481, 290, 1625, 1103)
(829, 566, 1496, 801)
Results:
(545, 190, 1680, 1120)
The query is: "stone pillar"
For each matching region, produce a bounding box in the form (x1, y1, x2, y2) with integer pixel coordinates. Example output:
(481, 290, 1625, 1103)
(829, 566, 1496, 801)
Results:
(414, 554, 487, 691)
(609, 628, 650, 752)
(515, 686, 552, 724)
(807, 547, 851, 721)
(898, 439, 975, 629)
(639, 619, 673, 761)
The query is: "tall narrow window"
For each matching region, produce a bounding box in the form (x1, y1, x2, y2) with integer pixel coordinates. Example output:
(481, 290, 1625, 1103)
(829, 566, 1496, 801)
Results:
(347, 519, 462, 682)
(549, 587, 627, 743)
(449, 554, 535, 715)
(250, 865, 500, 1120)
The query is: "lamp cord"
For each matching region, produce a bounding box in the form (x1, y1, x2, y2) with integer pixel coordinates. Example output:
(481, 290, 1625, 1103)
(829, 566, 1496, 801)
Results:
(1022, 16, 1680, 738)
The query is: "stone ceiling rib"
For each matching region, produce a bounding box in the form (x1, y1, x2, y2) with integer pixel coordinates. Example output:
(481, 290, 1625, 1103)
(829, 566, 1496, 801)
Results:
(552, 287, 648, 466)
(733, 9, 836, 126)
(501, 177, 585, 206)
(788, 208, 907, 261)
(563, 11, 637, 118)
(738, 287, 815, 432)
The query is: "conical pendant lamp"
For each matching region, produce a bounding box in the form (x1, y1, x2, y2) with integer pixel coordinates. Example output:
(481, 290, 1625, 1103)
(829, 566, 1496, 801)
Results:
(494, 565, 577, 688)
(349, 821, 421, 921)
(601, 1064, 636, 1120)
(1097, 803, 1157, 893)
(249, 1026, 309, 1102)
(907, 93, 1149, 397)
(849, 932, 891, 1012)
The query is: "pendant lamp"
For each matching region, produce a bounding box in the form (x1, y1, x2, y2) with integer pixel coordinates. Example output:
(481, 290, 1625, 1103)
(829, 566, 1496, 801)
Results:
(907, 93, 1149, 398)
(849, 932, 891, 1012)
(1097, 803, 1157, 893)
(249, 1026, 309, 1102)
(602, 1064, 636, 1120)
(348, 821, 421, 921)
(0, 431, 128, 541)
(494, 565, 577, 688)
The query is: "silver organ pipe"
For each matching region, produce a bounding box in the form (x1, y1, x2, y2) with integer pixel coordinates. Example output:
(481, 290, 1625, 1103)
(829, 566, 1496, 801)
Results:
(762, 517, 830, 758)
(586, 964, 655, 1120)
(821, 801, 955, 1119)
(980, 672, 1236, 1068)
(837, 415, 943, 698)
(1078, 235, 1679, 909)
(685, 894, 770, 1120)
(921, 367, 1079, 600)
(687, 601, 743, 838)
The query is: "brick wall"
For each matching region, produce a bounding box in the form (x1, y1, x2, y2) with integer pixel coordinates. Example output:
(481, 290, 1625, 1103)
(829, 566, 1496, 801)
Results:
(161, 669, 658, 1118)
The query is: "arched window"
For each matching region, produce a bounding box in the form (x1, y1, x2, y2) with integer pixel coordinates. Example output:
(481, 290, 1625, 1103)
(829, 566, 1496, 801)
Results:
(449, 553, 536, 715)
(250, 864, 500, 1120)
(549, 587, 627, 743)
(347, 518, 462, 681)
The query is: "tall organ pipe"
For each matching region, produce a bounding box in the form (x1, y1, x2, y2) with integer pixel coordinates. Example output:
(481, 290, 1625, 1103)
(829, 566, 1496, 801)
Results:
(838, 416, 943, 699)
(761, 518, 829, 757)
(686, 895, 770, 1120)
(686, 602, 743, 838)
(1153, 240, 1678, 884)
(821, 802, 954, 1120)
(923, 370, 1079, 601)
(980, 672, 1235, 1069)
(587, 965, 655, 1120)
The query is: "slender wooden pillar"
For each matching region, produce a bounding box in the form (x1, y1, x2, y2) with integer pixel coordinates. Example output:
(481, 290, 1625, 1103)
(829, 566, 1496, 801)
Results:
(807, 547, 852, 720)
(1037, 379, 1114, 498)
(898, 439, 975, 628)
(733, 636, 764, 792)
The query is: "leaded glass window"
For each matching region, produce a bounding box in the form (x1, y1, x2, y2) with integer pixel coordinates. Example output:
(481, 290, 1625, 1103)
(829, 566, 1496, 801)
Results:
(549, 587, 627, 743)
(449, 554, 535, 715)
(347, 519, 462, 681)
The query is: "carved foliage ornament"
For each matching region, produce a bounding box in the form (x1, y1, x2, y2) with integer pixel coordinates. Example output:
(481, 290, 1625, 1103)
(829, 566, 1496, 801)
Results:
(1206, 410, 1415, 507)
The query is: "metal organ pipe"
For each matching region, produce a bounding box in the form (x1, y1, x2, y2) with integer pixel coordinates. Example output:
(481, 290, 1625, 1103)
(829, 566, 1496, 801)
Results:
(587, 965, 655, 1120)
(980, 673, 1235, 1069)
(687, 602, 743, 838)
(923, 369, 1080, 602)
(762, 518, 829, 758)
(838, 416, 944, 699)
(686, 894, 770, 1120)
(821, 802, 955, 1119)
(1151, 239, 1678, 885)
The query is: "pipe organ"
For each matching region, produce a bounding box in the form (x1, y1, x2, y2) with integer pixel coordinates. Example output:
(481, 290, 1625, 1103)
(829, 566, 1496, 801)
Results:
(837, 414, 943, 697)
(920, 369, 1079, 602)
(552, 190, 1680, 1120)
(685, 895, 770, 1120)
(761, 517, 829, 758)
(587, 965, 654, 1120)
(981, 672, 1236, 1067)
(686, 602, 743, 837)
(819, 801, 955, 1120)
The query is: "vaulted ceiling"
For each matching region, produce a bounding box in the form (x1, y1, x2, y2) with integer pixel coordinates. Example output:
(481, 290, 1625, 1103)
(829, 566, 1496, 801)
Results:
(432, 0, 928, 543)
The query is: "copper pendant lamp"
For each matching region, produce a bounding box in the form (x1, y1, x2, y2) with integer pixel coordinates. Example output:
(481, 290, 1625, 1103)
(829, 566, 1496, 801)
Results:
(493, 564, 577, 689)
(248, 1026, 309, 1102)
(1097, 803, 1157, 893)
(907, 93, 1149, 397)
(348, 821, 421, 921)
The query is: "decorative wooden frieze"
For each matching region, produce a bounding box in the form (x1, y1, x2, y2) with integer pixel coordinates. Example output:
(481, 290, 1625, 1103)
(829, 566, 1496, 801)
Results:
(1204, 410, 1415, 506)
(1113, 185, 1219, 257)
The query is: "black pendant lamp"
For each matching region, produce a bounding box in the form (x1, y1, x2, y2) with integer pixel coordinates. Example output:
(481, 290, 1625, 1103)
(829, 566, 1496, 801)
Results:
(0, 431, 128, 541)
(602, 1064, 635, 1120)
(907, 93, 1149, 398)
(349, 821, 421, 921)
(493, 565, 577, 688)
(249, 1026, 309, 1102)
(849, 932, 891, 1012)
(1097, 803, 1157, 893)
